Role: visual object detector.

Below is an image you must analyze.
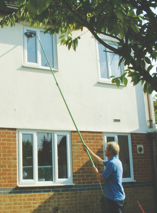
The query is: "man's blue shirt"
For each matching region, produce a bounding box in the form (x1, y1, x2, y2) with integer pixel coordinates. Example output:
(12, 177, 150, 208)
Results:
(101, 156, 125, 201)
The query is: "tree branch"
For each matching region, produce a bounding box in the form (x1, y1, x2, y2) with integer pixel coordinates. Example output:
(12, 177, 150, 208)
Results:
(130, 59, 157, 91)
(95, 30, 122, 42)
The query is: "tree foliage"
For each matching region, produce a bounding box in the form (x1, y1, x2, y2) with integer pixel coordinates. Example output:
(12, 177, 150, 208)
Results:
(0, 0, 157, 93)
(154, 100, 157, 123)
(153, 94, 157, 123)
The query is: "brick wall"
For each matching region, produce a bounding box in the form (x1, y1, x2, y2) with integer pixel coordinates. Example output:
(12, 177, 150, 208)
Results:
(124, 186, 155, 213)
(0, 128, 17, 188)
(125, 133, 155, 213)
(0, 191, 103, 213)
(72, 131, 104, 185)
(0, 129, 156, 213)
(131, 133, 154, 181)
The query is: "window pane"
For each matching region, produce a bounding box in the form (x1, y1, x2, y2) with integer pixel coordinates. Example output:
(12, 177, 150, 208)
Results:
(40, 31, 54, 67)
(22, 134, 33, 179)
(37, 133, 53, 181)
(107, 137, 115, 142)
(27, 30, 37, 63)
(57, 135, 67, 179)
(118, 135, 131, 178)
(98, 43, 109, 78)
(108, 44, 121, 78)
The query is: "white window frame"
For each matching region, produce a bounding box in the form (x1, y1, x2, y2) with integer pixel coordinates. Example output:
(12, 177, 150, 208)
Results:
(103, 133, 135, 182)
(17, 130, 73, 187)
(96, 40, 124, 84)
(23, 27, 58, 71)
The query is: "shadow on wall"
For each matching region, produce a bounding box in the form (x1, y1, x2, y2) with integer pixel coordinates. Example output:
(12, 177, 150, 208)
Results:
(0, 45, 18, 58)
(10, 146, 104, 213)
(8, 159, 104, 213)
(29, 140, 155, 213)
(29, 151, 105, 213)
(5, 137, 155, 213)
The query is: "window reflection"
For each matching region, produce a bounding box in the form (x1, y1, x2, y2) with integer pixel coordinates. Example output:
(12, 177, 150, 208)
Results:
(22, 134, 33, 179)
(37, 133, 53, 181)
(27, 30, 37, 63)
(107, 137, 115, 142)
(40, 31, 54, 67)
(118, 135, 131, 178)
(57, 136, 67, 179)
(108, 44, 122, 78)
(98, 43, 122, 79)
(98, 43, 108, 79)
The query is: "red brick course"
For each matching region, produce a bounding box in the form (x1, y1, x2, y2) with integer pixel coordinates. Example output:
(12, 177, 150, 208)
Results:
(131, 133, 154, 182)
(0, 129, 156, 213)
(72, 131, 104, 185)
(0, 191, 103, 213)
(0, 128, 17, 188)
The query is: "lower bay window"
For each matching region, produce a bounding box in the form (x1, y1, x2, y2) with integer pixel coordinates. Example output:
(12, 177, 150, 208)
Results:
(103, 133, 134, 182)
(18, 130, 73, 186)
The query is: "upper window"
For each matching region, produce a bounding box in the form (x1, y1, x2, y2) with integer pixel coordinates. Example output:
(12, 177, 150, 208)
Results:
(103, 133, 134, 182)
(23, 27, 57, 70)
(97, 42, 123, 83)
(18, 130, 73, 186)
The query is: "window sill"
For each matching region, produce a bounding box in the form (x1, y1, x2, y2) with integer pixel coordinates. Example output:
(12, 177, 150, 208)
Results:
(98, 79, 124, 87)
(22, 64, 58, 72)
(18, 182, 75, 187)
(122, 179, 136, 183)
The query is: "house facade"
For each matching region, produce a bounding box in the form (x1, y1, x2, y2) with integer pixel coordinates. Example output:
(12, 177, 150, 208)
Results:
(0, 14, 157, 213)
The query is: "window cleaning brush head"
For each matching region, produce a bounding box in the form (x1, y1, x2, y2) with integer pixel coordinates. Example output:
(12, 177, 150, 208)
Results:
(24, 31, 36, 38)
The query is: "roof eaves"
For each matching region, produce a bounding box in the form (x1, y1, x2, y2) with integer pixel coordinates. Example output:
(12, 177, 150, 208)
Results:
(0, 1, 18, 14)
(5, 1, 18, 10)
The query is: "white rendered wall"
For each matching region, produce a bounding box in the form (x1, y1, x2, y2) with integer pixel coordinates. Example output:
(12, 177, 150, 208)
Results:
(0, 24, 149, 133)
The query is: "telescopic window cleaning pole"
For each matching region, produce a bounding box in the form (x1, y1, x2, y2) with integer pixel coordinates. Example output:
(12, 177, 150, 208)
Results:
(24, 31, 95, 167)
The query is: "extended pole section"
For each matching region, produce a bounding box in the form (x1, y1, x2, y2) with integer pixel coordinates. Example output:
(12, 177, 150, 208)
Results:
(24, 32, 95, 167)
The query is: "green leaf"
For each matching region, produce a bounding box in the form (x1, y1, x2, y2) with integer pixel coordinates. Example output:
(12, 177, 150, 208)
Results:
(141, 79, 145, 85)
(116, 79, 120, 87)
(132, 77, 140, 86)
(72, 40, 76, 51)
(27, 0, 51, 15)
(136, 8, 142, 15)
(143, 82, 147, 93)
(147, 84, 154, 94)
(147, 65, 153, 72)
(113, 78, 121, 87)
(59, 34, 65, 39)
(131, 24, 139, 33)
(123, 77, 128, 86)
(68, 42, 72, 50)
(144, 57, 151, 64)
(116, 12, 123, 20)
(118, 57, 124, 67)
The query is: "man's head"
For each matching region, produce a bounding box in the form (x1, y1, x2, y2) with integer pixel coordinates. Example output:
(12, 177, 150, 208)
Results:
(105, 142, 120, 158)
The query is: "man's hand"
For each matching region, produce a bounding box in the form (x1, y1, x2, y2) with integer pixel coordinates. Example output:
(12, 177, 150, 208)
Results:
(83, 144, 88, 152)
(92, 166, 99, 174)
(83, 144, 104, 166)
(92, 166, 105, 183)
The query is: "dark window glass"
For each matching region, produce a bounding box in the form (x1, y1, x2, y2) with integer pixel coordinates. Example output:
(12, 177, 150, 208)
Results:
(57, 136, 67, 179)
(22, 134, 33, 179)
(37, 133, 53, 181)
(27, 30, 37, 63)
(118, 135, 131, 178)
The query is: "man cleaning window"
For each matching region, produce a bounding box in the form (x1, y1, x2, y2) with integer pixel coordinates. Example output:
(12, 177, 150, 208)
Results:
(85, 142, 125, 213)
